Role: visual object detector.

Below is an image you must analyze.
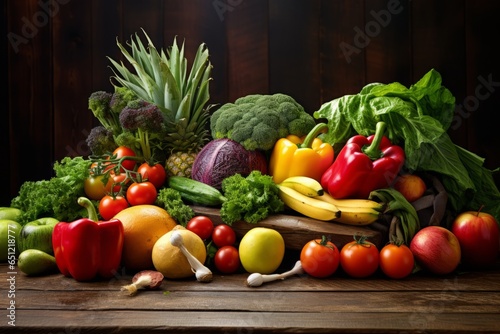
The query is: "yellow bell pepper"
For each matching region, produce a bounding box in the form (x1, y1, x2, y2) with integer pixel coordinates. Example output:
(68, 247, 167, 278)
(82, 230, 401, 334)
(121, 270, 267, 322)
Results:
(269, 123, 334, 184)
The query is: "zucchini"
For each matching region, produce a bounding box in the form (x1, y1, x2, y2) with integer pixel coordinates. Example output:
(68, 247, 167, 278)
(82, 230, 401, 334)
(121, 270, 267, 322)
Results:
(168, 176, 227, 207)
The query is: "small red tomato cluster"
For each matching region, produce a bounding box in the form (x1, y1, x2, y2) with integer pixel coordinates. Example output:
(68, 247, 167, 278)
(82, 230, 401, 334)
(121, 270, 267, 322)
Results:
(186, 216, 240, 275)
(300, 235, 415, 279)
(84, 146, 167, 220)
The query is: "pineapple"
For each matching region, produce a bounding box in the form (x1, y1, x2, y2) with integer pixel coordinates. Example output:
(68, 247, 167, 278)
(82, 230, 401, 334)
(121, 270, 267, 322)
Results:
(107, 29, 212, 176)
(165, 151, 197, 177)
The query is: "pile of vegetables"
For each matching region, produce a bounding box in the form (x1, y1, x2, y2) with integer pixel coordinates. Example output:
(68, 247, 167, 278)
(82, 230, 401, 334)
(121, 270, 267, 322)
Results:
(8, 70, 499, 235)
(314, 69, 500, 224)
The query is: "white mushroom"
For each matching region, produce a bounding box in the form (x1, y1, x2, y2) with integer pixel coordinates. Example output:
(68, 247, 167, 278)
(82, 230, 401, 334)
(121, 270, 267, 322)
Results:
(170, 230, 213, 283)
(246, 260, 304, 287)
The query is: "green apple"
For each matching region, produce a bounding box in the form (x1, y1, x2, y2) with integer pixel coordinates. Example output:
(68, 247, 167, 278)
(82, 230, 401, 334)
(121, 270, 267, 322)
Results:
(18, 217, 59, 255)
(0, 219, 22, 262)
(0, 207, 23, 221)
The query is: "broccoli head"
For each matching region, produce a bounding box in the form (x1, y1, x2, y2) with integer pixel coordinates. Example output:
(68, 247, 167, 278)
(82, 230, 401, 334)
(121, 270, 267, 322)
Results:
(210, 93, 316, 151)
(118, 99, 166, 161)
(110, 86, 137, 114)
(88, 91, 122, 134)
(86, 125, 117, 156)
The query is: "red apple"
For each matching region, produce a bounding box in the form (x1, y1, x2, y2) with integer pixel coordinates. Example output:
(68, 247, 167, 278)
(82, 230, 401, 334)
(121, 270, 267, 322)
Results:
(393, 174, 427, 203)
(451, 209, 499, 268)
(410, 226, 461, 275)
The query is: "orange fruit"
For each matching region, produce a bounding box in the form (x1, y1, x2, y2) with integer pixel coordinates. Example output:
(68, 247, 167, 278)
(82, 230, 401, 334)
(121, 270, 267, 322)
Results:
(113, 205, 178, 272)
(152, 226, 207, 279)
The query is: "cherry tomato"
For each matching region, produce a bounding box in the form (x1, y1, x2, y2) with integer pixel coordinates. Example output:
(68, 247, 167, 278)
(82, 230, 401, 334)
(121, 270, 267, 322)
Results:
(340, 236, 379, 278)
(102, 171, 130, 194)
(214, 245, 240, 274)
(84, 175, 111, 200)
(113, 146, 137, 171)
(300, 236, 340, 278)
(99, 195, 129, 220)
(137, 162, 167, 188)
(379, 243, 415, 279)
(186, 216, 214, 240)
(89, 161, 114, 174)
(126, 181, 157, 205)
(212, 224, 236, 248)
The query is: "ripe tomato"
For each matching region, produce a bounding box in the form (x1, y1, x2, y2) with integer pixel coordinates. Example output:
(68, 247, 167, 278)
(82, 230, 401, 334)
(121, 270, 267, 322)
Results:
(214, 245, 240, 274)
(99, 195, 129, 220)
(212, 224, 236, 248)
(186, 216, 214, 240)
(84, 175, 111, 200)
(137, 162, 167, 188)
(89, 161, 114, 175)
(104, 171, 131, 194)
(113, 146, 137, 171)
(340, 236, 379, 278)
(300, 236, 340, 278)
(379, 243, 415, 279)
(126, 181, 157, 205)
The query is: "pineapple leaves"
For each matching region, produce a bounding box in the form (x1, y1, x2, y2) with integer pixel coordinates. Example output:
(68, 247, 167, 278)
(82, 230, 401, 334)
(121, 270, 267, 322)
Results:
(107, 28, 213, 152)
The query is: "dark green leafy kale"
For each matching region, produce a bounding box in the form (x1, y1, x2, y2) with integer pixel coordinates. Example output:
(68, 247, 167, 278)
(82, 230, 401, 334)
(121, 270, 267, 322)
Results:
(220, 170, 284, 225)
(155, 188, 195, 226)
(11, 157, 92, 224)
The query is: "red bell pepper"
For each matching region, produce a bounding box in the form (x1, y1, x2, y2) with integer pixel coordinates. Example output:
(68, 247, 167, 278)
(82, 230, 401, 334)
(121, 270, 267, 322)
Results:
(52, 197, 124, 281)
(321, 121, 405, 199)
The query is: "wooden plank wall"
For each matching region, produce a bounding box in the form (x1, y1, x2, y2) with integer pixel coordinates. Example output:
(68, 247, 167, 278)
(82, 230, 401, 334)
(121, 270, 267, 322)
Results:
(4, 0, 500, 206)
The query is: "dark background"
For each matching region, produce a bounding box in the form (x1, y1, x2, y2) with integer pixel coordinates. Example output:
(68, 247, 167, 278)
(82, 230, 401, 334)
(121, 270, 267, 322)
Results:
(4, 0, 500, 206)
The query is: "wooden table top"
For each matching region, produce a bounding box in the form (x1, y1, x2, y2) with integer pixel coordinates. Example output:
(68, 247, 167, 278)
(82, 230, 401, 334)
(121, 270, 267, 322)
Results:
(2, 256, 500, 334)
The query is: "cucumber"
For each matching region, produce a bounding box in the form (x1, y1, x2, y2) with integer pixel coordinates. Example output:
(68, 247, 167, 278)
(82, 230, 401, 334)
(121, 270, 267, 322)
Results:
(168, 176, 227, 207)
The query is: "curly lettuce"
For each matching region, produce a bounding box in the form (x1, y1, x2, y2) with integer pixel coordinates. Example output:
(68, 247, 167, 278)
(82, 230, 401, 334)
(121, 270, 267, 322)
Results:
(220, 170, 284, 225)
(11, 157, 92, 224)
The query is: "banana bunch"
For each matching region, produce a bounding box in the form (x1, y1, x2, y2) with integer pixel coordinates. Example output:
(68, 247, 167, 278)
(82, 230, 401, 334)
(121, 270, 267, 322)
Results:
(278, 176, 383, 225)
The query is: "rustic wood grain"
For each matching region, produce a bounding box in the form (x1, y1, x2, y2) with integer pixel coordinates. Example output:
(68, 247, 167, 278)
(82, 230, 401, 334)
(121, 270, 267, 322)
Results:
(2, 263, 500, 333)
(52, 0, 94, 160)
(411, 0, 468, 149)
(225, 0, 270, 102)
(90, 0, 123, 94)
(13, 310, 500, 334)
(320, 1, 366, 101)
(364, 0, 412, 86)
(463, 1, 500, 174)
(4, 266, 500, 292)
(269, 0, 322, 112)
(6, 0, 54, 198)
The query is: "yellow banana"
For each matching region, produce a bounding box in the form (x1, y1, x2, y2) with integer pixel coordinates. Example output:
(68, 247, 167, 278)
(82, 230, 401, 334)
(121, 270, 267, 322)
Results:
(279, 176, 324, 197)
(316, 192, 384, 212)
(277, 185, 340, 221)
(333, 209, 381, 226)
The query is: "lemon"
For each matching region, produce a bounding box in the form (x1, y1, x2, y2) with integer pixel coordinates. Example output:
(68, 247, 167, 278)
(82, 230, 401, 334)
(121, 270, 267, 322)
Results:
(239, 227, 285, 274)
(152, 226, 207, 279)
